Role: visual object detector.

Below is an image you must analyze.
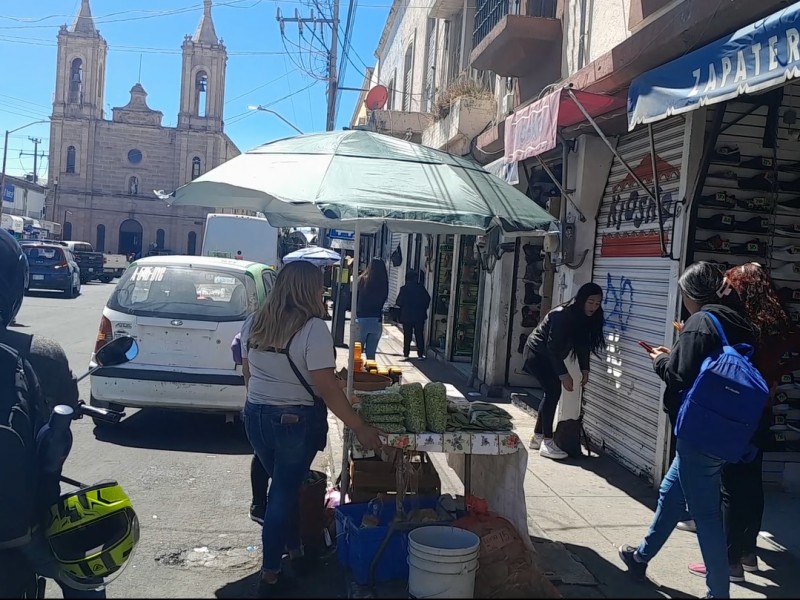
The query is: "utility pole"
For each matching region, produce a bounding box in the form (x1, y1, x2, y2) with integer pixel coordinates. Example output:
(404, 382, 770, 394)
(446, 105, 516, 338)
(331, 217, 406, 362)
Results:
(26, 137, 42, 184)
(276, 5, 339, 131)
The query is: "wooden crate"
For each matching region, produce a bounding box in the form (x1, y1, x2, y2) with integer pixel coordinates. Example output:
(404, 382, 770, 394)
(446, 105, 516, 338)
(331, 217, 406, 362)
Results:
(349, 451, 441, 504)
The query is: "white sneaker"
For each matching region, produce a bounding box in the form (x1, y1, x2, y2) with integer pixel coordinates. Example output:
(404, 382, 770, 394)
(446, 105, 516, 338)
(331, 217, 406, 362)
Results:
(539, 439, 568, 460)
(772, 245, 800, 262)
(529, 434, 544, 450)
(677, 520, 697, 533)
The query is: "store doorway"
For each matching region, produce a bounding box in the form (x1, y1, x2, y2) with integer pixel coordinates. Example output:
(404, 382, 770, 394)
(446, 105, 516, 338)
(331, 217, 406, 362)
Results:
(119, 219, 143, 257)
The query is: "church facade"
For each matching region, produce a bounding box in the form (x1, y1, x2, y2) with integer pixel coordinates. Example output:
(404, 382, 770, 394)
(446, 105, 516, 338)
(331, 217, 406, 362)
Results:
(48, 0, 240, 256)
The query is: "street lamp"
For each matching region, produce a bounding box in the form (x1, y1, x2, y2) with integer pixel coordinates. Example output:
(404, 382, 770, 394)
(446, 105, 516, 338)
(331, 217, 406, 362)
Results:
(1, 119, 49, 219)
(247, 105, 304, 135)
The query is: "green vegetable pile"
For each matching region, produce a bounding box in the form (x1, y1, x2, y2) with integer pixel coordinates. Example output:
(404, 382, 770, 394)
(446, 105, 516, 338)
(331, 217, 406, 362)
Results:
(423, 382, 448, 433)
(400, 383, 426, 433)
(356, 388, 406, 433)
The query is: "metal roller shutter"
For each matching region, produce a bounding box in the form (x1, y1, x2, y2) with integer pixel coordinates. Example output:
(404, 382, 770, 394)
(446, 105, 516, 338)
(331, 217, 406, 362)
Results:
(583, 117, 685, 483)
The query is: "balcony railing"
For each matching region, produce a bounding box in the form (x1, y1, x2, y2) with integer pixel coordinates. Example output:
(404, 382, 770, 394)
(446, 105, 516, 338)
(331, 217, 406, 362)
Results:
(473, 0, 557, 47)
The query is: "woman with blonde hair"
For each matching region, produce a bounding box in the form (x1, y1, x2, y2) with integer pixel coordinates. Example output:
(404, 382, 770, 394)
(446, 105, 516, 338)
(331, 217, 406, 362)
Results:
(240, 260, 382, 597)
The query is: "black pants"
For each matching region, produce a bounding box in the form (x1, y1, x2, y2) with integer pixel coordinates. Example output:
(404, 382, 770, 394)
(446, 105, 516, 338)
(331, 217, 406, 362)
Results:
(527, 354, 562, 438)
(402, 321, 426, 357)
(251, 453, 271, 506)
(722, 451, 764, 563)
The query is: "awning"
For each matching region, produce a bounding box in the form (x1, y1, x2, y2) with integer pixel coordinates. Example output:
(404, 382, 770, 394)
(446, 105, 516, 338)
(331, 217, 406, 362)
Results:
(484, 156, 520, 185)
(504, 88, 626, 163)
(628, 3, 800, 130)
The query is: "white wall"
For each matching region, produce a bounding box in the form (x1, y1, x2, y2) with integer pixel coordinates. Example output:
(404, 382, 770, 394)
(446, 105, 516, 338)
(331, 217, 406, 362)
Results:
(4, 184, 46, 218)
(376, 1, 429, 112)
(562, 0, 632, 76)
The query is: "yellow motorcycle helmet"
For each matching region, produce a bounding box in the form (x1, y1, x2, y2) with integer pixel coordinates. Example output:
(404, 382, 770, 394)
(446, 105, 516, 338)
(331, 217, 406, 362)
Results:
(45, 480, 140, 590)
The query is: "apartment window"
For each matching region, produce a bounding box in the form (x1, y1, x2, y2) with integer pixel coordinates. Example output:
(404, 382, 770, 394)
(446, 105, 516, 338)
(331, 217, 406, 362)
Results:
(65, 146, 77, 174)
(447, 11, 464, 84)
(402, 44, 414, 111)
(387, 76, 396, 110)
(424, 19, 437, 112)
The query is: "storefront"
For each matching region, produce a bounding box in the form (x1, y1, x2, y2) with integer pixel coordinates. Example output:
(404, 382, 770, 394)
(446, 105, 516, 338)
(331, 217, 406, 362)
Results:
(620, 2, 800, 485)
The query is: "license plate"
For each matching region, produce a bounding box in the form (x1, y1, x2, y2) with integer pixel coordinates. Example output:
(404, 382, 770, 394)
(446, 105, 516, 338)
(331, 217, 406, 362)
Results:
(32, 275, 44, 281)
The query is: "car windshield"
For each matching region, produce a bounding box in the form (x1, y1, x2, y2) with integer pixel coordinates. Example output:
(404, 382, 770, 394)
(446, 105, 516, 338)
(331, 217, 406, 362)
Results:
(108, 264, 257, 321)
(24, 247, 63, 264)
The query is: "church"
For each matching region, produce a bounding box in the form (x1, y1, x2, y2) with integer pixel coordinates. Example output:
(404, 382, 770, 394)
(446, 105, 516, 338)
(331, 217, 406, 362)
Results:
(48, 0, 240, 256)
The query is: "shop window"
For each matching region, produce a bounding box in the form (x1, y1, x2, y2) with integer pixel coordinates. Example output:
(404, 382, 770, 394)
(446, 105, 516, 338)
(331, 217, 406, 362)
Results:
(187, 231, 197, 255)
(96, 224, 105, 252)
(192, 157, 202, 180)
(65, 146, 76, 174)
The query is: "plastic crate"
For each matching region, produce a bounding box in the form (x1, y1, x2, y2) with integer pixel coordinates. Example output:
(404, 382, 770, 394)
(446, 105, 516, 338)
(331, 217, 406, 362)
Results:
(334, 496, 443, 585)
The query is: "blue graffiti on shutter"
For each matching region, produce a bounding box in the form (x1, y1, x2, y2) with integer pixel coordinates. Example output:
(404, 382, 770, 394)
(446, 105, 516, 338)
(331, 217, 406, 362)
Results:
(604, 273, 634, 332)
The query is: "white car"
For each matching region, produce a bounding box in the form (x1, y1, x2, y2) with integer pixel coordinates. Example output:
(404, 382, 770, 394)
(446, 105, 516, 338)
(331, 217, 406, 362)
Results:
(89, 255, 277, 422)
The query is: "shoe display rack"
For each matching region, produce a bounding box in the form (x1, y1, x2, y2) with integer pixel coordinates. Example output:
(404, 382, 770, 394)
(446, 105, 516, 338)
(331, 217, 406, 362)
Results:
(514, 241, 545, 357)
(431, 236, 454, 354)
(689, 103, 800, 479)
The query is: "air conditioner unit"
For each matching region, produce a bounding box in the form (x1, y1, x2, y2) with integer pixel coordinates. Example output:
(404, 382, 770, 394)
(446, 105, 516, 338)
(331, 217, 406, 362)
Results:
(500, 92, 514, 116)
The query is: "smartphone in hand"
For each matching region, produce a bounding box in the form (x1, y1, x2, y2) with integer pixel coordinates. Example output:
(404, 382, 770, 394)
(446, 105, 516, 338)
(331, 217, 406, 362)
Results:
(639, 341, 655, 353)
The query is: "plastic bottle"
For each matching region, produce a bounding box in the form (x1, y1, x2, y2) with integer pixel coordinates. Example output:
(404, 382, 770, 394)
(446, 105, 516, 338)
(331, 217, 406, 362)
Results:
(36, 405, 74, 476)
(354, 342, 363, 362)
(361, 494, 384, 528)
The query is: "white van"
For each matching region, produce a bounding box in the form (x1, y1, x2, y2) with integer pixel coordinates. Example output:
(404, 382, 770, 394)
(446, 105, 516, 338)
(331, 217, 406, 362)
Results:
(201, 213, 279, 268)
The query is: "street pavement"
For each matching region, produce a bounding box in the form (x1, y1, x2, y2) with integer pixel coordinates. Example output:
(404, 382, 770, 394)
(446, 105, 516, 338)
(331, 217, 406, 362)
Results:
(16, 282, 335, 598)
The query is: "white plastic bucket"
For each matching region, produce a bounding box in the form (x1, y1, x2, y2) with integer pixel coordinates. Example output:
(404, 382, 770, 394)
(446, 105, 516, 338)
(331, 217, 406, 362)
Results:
(407, 526, 480, 599)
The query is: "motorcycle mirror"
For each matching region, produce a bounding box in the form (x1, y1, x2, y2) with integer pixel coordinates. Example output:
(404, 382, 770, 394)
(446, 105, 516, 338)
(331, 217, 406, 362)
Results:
(95, 336, 139, 368)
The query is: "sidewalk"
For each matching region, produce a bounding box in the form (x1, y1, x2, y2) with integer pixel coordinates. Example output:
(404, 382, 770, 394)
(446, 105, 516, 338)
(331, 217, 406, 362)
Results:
(332, 320, 800, 599)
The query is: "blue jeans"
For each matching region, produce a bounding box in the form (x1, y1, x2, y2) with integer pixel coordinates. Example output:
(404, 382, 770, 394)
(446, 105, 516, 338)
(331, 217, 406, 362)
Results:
(637, 438, 728, 599)
(356, 317, 383, 360)
(243, 401, 327, 572)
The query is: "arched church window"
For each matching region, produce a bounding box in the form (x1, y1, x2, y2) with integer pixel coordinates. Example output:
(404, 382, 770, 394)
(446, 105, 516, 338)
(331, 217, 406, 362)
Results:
(128, 176, 139, 196)
(192, 157, 202, 180)
(69, 58, 83, 103)
(196, 71, 208, 118)
(65, 146, 76, 174)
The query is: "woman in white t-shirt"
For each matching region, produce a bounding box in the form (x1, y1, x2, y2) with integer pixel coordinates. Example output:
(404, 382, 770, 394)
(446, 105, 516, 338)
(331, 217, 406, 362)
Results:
(240, 260, 382, 597)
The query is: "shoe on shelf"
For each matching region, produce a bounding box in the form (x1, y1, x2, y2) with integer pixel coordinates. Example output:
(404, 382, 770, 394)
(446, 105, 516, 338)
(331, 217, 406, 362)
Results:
(539, 439, 568, 460)
(676, 519, 697, 533)
(618, 544, 648, 581)
(741, 553, 759, 572)
(529, 434, 544, 450)
(687, 562, 745, 583)
(249, 504, 266, 526)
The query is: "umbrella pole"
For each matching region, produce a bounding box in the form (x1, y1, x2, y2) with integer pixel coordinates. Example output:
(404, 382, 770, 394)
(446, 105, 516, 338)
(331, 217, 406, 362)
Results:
(340, 221, 361, 500)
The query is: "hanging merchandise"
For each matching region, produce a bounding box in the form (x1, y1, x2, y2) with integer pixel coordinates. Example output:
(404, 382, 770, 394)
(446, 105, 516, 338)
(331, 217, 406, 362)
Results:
(430, 236, 454, 354)
(451, 235, 479, 361)
(391, 244, 403, 267)
(687, 88, 800, 482)
(583, 116, 685, 484)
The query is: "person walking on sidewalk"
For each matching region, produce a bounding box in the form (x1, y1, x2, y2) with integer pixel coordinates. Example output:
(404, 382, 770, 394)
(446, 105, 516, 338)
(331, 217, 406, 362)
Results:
(395, 269, 431, 360)
(523, 282, 605, 460)
(685, 262, 796, 582)
(618, 262, 758, 599)
(356, 258, 389, 360)
(240, 261, 383, 597)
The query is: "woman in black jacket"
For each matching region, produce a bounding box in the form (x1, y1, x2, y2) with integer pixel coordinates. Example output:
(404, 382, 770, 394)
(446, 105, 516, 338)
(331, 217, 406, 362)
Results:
(395, 269, 431, 359)
(356, 258, 389, 360)
(618, 262, 757, 600)
(523, 282, 605, 460)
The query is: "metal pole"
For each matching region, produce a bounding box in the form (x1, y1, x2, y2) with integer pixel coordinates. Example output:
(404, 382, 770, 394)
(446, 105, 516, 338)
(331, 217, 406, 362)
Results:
(249, 106, 304, 134)
(566, 88, 660, 204)
(0, 130, 9, 220)
(647, 124, 668, 257)
(326, 0, 340, 132)
(30, 137, 41, 185)
(340, 220, 361, 501)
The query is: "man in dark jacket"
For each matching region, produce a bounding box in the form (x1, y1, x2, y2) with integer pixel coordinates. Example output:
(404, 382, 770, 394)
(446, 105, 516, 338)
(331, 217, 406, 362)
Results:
(395, 270, 431, 359)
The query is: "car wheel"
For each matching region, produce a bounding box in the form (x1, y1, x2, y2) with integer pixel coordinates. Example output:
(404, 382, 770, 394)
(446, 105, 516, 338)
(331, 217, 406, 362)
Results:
(99, 275, 113, 283)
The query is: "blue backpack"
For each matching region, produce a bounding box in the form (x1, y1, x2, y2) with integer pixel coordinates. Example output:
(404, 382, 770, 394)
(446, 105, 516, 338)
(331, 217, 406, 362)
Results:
(675, 311, 769, 463)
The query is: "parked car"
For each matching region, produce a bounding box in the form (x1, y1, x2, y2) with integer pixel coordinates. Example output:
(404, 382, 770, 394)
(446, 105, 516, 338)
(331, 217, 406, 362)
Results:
(22, 242, 82, 298)
(100, 253, 130, 283)
(89, 256, 278, 424)
(61, 241, 105, 284)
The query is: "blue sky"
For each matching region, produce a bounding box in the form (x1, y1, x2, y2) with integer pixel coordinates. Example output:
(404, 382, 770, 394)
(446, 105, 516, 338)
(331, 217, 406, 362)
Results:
(0, 0, 389, 180)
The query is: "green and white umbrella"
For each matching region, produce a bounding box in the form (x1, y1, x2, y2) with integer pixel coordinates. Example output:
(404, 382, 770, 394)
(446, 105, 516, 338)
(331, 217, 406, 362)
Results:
(162, 130, 558, 490)
(163, 130, 556, 235)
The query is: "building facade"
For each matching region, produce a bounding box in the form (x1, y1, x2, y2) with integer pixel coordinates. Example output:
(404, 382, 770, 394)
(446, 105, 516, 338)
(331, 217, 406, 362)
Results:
(48, 0, 239, 256)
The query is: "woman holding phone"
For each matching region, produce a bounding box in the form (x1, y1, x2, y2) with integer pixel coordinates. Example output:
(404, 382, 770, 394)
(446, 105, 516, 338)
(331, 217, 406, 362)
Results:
(523, 282, 605, 460)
